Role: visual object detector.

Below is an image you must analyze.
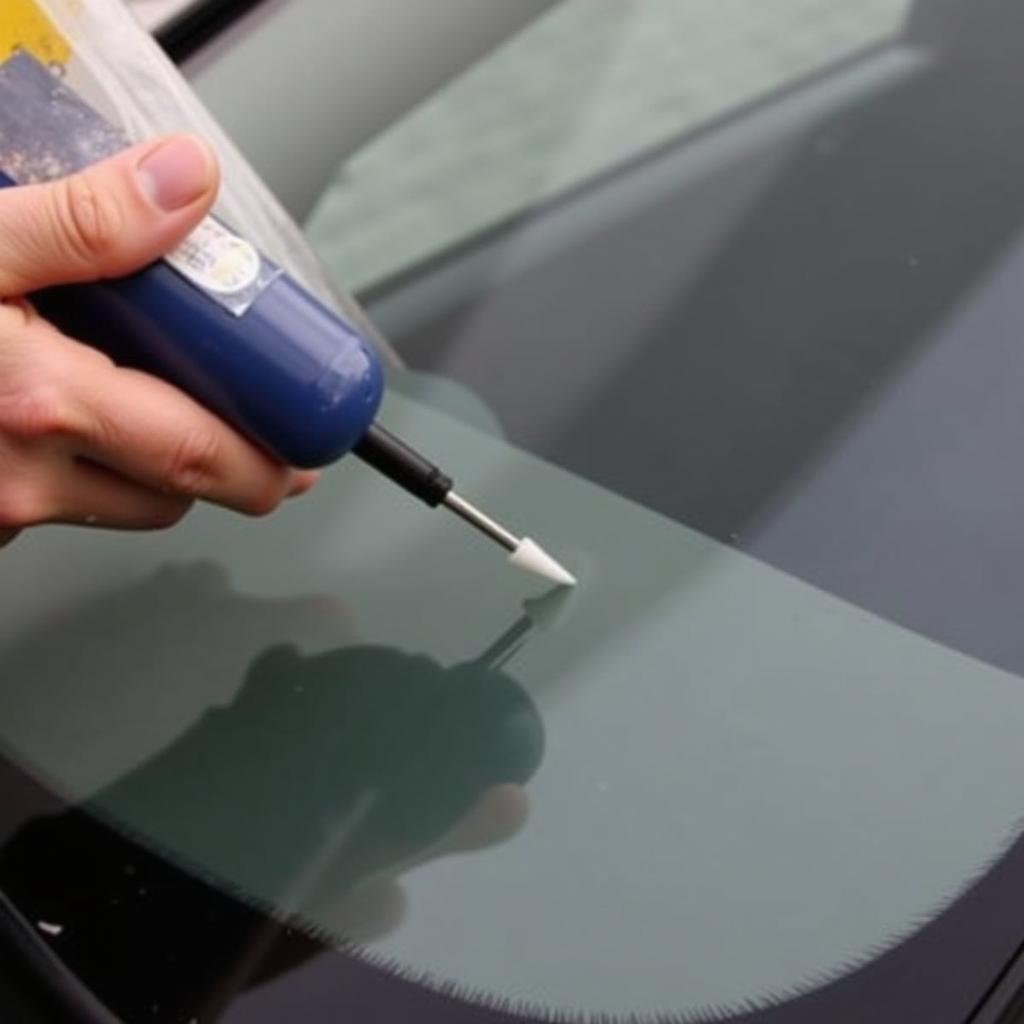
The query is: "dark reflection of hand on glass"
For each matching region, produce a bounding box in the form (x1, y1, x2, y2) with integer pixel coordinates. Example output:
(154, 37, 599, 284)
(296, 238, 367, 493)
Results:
(96, 640, 544, 934)
(0, 566, 548, 1024)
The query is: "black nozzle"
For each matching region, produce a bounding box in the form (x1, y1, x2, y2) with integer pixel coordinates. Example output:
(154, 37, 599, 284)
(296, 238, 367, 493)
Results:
(353, 423, 453, 507)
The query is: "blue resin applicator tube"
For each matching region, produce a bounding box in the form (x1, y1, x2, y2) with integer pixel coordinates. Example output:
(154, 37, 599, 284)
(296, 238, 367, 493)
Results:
(0, 53, 575, 587)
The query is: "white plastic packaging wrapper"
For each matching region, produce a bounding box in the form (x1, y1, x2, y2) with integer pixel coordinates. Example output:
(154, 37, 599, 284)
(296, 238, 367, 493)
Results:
(3, 0, 395, 362)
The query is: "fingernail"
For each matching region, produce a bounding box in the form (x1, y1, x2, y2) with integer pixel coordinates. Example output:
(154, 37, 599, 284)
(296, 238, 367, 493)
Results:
(288, 471, 320, 497)
(136, 136, 214, 211)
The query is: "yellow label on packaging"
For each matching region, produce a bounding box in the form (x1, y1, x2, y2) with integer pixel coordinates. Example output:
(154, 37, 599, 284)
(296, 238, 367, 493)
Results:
(0, 0, 72, 70)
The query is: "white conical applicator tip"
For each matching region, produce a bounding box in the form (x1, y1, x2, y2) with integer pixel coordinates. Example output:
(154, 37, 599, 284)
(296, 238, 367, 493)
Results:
(509, 538, 577, 587)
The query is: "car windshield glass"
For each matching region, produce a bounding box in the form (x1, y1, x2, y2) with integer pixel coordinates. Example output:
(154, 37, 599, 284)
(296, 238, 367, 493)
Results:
(5, 3, 1024, 1023)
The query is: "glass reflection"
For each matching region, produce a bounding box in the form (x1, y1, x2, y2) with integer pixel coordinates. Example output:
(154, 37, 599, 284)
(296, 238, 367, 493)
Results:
(311, 0, 911, 292)
(360, 0, 1024, 689)
(0, 565, 546, 1023)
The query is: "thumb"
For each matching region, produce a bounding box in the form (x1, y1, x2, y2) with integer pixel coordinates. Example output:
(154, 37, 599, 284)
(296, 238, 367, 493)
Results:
(0, 134, 218, 297)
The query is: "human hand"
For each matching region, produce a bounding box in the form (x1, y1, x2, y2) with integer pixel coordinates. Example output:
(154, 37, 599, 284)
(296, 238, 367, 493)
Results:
(0, 136, 317, 546)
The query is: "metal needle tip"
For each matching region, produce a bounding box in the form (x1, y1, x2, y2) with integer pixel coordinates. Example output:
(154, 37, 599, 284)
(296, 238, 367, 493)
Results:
(442, 491, 577, 586)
